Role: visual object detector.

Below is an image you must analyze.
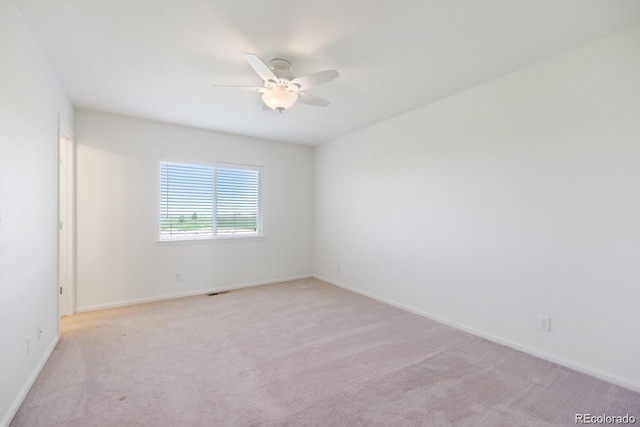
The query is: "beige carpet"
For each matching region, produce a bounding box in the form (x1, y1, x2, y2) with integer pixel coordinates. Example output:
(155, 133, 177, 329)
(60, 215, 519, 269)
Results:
(11, 279, 639, 426)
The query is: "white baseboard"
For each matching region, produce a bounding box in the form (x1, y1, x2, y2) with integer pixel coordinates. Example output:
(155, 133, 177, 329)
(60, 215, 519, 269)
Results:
(1, 335, 60, 427)
(76, 275, 313, 313)
(314, 275, 640, 394)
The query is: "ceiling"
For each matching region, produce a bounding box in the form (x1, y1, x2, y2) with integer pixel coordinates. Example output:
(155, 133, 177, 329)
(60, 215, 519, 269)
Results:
(14, 0, 640, 146)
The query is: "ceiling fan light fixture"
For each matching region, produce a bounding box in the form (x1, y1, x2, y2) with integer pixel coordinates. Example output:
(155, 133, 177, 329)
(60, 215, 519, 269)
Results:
(262, 86, 298, 112)
(212, 54, 338, 112)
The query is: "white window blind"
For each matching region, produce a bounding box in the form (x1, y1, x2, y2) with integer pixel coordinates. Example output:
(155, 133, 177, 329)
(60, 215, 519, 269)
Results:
(160, 161, 261, 240)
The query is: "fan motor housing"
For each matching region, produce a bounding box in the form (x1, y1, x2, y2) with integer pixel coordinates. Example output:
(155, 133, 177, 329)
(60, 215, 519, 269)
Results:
(269, 58, 294, 82)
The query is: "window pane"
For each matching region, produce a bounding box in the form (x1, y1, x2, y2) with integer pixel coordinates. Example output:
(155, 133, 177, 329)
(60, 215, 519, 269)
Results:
(160, 162, 214, 239)
(216, 168, 260, 235)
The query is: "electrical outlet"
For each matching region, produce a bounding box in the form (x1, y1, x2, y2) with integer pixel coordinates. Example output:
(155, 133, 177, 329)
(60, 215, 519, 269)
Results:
(175, 273, 182, 282)
(538, 315, 551, 332)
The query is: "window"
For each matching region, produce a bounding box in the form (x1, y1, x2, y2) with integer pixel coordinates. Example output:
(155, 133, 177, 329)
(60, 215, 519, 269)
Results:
(159, 160, 261, 240)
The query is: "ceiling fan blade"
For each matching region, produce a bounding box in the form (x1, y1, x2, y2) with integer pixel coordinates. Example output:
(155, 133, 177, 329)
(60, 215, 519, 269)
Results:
(289, 69, 339, 91)
(211, 85, 266, 92)
(244, 53, 278, 83)
(297, 92, 330, 107)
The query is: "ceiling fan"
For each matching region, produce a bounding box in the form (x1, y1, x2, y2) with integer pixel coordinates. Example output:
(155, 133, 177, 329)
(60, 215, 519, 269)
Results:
(213, 53, 339, 113)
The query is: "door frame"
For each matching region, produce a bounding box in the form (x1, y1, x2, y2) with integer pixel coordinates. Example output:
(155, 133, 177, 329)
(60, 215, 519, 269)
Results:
(58, 125, 75, 318)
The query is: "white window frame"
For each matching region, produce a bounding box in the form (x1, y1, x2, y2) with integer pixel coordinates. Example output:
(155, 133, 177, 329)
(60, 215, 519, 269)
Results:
(158, 159, 263, 242)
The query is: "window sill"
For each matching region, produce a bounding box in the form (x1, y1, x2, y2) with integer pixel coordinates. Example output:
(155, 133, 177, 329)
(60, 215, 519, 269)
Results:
(156, 234, 265, 245)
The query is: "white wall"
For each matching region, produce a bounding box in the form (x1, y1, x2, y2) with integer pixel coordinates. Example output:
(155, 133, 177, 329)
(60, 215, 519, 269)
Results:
(74, 110, 312, 311)
(0, 0, 74, 425)
(313, 26, 640, 391)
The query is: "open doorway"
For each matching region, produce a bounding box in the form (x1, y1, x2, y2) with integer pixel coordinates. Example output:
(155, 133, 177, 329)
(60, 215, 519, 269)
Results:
(59, 127, 75, 318)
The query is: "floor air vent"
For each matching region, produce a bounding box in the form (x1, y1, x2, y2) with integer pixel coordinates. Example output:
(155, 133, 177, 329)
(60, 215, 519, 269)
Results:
(207, 291, 230, 296)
